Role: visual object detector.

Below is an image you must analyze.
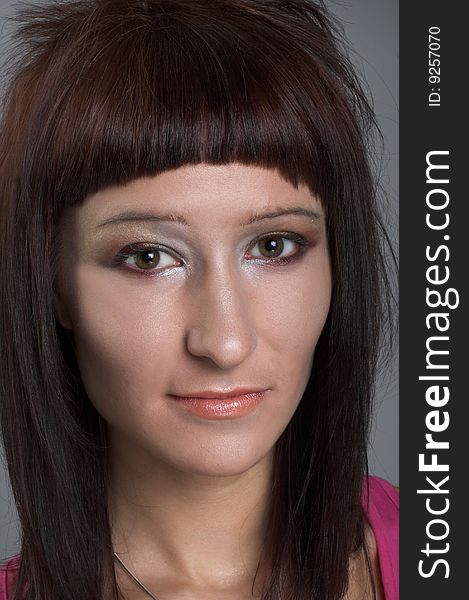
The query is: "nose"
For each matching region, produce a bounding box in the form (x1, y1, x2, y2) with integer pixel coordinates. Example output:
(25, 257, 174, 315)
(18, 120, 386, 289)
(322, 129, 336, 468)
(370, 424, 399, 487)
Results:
(185, 267, 257, 369)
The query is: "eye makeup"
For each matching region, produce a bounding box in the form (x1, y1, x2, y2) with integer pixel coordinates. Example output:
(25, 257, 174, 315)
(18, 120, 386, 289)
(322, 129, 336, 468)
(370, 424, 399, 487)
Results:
(109, 231, 315, 277)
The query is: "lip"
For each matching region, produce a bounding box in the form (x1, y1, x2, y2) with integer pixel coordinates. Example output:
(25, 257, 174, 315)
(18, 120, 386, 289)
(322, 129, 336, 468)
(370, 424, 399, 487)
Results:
(171, 387, 268, 399)
(167, 389, 269, 420)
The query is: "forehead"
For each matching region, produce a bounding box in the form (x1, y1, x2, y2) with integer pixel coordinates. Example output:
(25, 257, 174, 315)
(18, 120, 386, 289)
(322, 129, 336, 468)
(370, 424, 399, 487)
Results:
(74, 162, 322, 231)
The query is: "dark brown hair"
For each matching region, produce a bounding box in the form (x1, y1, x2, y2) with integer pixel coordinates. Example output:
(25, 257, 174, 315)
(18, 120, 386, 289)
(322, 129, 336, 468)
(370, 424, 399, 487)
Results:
(0, 1, 396, 598)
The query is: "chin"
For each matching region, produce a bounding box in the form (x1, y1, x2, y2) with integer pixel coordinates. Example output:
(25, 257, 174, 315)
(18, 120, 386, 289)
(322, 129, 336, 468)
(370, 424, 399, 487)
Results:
(165, 443, 275, 479)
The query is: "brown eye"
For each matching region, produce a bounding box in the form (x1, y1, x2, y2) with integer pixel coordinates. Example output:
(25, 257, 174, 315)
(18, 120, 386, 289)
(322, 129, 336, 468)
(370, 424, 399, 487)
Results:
(114, 244, 181, 273)
(247, 233, 311, 264)
(257, 236, 285, 258)
(134, 248, 160, 270)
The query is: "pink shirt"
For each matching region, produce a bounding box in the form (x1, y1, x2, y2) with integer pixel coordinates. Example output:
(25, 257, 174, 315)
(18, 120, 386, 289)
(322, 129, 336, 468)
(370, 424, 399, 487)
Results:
(0, 475, 398, 599)
(362, 475, 399, 599)
(0, 554, 20, 600)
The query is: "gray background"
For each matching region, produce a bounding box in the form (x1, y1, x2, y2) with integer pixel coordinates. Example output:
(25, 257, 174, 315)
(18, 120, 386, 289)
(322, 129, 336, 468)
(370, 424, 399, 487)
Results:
(0, 0, 398, 558)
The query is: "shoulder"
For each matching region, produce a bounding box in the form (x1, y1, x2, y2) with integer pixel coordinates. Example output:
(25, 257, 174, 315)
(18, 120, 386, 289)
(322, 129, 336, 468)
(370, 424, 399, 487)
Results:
(361, 476, 399, 600)
(362, 475, 399, 515)
(0, 554, 21, 600)
(361, 475, 399, 545)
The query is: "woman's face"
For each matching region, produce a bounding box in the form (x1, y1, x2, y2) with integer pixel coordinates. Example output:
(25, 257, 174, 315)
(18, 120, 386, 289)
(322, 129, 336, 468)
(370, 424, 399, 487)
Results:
(54, 163, 332, 477)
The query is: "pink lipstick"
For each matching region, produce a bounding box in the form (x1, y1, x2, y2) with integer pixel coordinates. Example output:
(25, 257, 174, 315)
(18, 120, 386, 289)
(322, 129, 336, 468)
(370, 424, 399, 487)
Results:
(167, 389, 268, 420)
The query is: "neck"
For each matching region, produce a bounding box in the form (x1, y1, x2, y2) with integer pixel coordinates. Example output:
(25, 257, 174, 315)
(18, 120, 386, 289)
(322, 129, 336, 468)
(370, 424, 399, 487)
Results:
(108, 433, 274, 594)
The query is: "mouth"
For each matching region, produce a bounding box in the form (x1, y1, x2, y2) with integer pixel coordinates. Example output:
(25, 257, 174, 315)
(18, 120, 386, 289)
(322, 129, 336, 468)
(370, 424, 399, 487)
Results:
(167, 389, 269, 420)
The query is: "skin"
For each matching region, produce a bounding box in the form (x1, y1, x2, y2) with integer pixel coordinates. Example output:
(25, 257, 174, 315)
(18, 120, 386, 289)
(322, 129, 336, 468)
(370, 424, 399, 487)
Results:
(53, 162, 380, 599)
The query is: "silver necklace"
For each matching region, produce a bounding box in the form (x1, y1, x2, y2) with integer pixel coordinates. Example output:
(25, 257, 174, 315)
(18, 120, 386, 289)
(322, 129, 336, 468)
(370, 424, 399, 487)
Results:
(113, 551, 161, 600)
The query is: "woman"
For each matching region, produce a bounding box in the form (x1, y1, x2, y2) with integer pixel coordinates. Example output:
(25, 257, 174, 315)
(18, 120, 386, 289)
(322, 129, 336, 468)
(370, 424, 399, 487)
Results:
(0, 1, 398, 599)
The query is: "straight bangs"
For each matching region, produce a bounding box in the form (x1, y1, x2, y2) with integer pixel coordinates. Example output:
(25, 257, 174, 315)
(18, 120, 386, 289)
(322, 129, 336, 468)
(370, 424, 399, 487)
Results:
(3, 0, 374, 216)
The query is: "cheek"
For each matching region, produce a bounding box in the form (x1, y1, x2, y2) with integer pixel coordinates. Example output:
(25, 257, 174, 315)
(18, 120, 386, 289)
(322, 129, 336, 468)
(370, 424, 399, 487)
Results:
(259, 251, 332, 376)
(66, 265, 182, 421)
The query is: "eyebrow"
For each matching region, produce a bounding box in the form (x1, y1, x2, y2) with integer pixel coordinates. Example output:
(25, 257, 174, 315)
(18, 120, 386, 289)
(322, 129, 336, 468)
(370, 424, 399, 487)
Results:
(96, 206, 322, 229)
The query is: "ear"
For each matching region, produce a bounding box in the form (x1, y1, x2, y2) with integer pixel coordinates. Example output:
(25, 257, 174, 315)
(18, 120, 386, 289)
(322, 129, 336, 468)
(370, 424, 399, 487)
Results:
(52, 284, 73, 330)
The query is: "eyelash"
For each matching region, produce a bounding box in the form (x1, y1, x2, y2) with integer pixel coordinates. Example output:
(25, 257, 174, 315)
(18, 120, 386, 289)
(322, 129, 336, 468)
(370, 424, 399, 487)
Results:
(111, 232, 313, 276)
